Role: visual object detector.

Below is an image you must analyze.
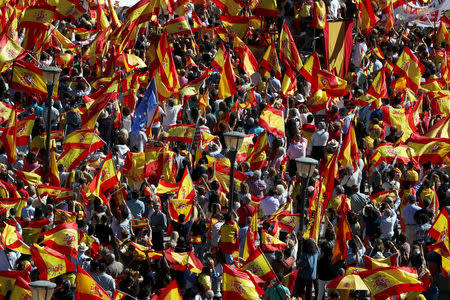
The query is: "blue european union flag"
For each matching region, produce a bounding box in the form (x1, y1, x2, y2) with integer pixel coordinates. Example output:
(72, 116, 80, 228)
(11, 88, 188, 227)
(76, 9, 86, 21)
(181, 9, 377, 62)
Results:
(131, 78, 158, 136)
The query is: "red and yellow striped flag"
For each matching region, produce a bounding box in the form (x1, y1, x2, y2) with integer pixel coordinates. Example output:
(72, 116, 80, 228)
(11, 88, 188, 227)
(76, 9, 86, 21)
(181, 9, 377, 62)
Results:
(260, 40, 281, 79)
(75, 266, 111, 299)
(259, 105, 284, 138)
(241, 247, 276, 282)
(168, 198, 194, 221)
(19, 5, 55, 30)
(218, 53, 237, 99)
(222, 264, 264, 299)
(177, 168, 196, 199)
(155, 30, 179, 100)
(164, 16, 191, 35)
(1, 223, 30, 254)
(358, 267, 425, 300)
(0, 30, 25, 68)
(11, 60, 48, 96)
(166, 124, 196, 143)
(0, 271, 31, 300)
(233, 34, 258, 76)
(15, 170, 42, 186)
(151, 279, 182, 299)
(10, 276, 31, 299)
(333, 215, 353, 263)
(338, 121, 359, 169)
(393, 47, 426, 93)
(367, 68, 388, 98)
(359, 0, 379, 34)
(0, 106, 16, 164)
(212, 0, 244, 16)
(261, 229, 287, 251)
(364, 254, 399, 269)
(279, 21, 302, 72)
(30, 243, 75, 280)
(428, 209, 450, 252)
(219, 15, 261, 38)
(382, 106, 417, 144)
(87, 152, 119, 204)
(0, 101, 13, 123)
(40, 222, 78, 258)
(407, 133, 450, 164)
(426, 115, 450, 138)
(131, 218, 148, 229)
(255, 0, 278, 17)
(369, 190, 396, 205)
(300, 51, 321, 83)
(16, 114, 35, 146)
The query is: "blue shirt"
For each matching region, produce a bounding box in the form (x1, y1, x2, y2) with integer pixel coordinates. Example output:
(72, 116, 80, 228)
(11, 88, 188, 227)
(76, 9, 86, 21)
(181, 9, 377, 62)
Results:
(299, 251, 320, 280)
(127, 198, 145, 219)
(249, 126, 264, 135)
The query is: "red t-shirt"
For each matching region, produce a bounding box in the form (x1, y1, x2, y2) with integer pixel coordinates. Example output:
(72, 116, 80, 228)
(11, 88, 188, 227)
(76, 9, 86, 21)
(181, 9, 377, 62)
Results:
(237, 204, 256, 226)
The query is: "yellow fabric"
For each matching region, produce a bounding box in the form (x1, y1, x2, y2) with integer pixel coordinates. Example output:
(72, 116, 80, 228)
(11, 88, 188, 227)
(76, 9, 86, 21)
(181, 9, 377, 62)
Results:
(1, 223, 30, 254)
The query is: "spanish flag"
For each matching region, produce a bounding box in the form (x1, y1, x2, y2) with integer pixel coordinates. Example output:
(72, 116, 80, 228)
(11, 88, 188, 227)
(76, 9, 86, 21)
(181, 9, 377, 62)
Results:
(11, 60, 47, 96)
(233, 35, 258, 76)
(407, 133, 450, 164)
(57, 148, 93, 172)
(215, 162, 250, 194)
(155, 30, 179, 100)
(242, 211, 258, 260)
(164, 248, 204, 274)
(0, 223, 30, 255)
(241, 247, 276, 282)
(1, 197, 26, 218)
(279, 21, 302, 72)
(300, 51, 321, 83)
(259, 105, 284, 138)
(131, 218, 148, 230)
(40, 222, 78, 258)
(125, 0, 160, 23)
(428, 209, 450, 252)
(211, 44, 226, 73)
(426, 115, 450, 138)
(312, 0, 327, 29)
(30, 243, 75, 280)
(18, 5, 54, 30)
(281, 67, 297, 98)
(0, 107, 16, 164)
(218, 52, 237, 99)
(168, 198, 194, 221)
(81, 87, 118, 129)
(212, 0, 244, 16)
(261, 229, 287, 251)
(437, 22, 449, 46)
(364, 254, 399, 269)
(62, 128, 104, 150)
(0, 270, 31, 300)
(177, 168, 196, 200)
(338, 121, 359, 170)
(369, 190, 397, 205)
(15, 114, 35, 147)
(359, 0, 379, 34)
(283, 269, 300, 293)
(54, 209, 77, 224)
(79, 231, 100, 257)
(367, 68, 388, 98)
(0, 29, 25, 67)
(164, 16, 191, 35)
(10, 276, 31, 299)
(382, 106, 417, 144)
(51, 0, 86, 22)
(393, 47, 426, 93)
(10, 218, 50, 245)
(315, 68, 348, 97)
(269, 212, 300, 234)
(254, 0, 278, 17)
(49, 140, 60, 187)
(220, 15, 261, 38)
(151, 279, 183, 300)
(88, 152, 119, 205)
(75, 266, 111, 300)
(358, 267, 426, 300)
(16, 170, 42, 186)
(166, 124, 196, 143)
(223, 264, 264, 299)
(0, 101, 13, 123)
(333, 215, 352, 263)
(429, 91, 450, 115)
(260, 40, 282, 79)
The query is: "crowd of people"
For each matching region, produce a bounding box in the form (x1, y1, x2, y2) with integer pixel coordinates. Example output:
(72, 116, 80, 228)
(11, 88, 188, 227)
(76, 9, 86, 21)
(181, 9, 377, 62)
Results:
(0, 0, 449, 299)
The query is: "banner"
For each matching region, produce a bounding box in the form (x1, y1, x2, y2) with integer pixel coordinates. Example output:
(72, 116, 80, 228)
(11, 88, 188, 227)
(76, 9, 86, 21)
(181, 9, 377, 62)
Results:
(395, 0, 450, 27)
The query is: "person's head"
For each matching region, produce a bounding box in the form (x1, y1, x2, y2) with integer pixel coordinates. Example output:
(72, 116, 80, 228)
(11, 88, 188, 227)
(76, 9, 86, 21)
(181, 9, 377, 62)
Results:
(317, 121, 326, 130)
(302, 238, 318, 254)
(329, 290, 340, 300)
(408, 195, 416, 204)
(178, 214, 186, 223)
(153, 201, 161, 212)
(105, 253, 115, 265)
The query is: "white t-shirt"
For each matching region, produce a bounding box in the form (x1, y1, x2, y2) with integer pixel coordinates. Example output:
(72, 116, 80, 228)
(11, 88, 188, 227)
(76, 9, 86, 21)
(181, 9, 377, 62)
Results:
(162, 104, 182, 131)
